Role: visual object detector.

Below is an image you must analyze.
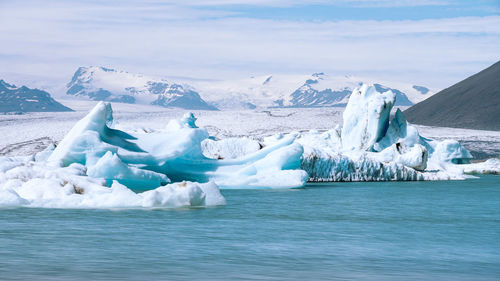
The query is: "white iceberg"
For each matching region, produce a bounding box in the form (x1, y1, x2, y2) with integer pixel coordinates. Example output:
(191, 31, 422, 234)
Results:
(0, 101, 310, 209)
(47, 102, 307, 190)
(301, 152, 423, 181)
(293, 84, 487, 181)
(202, 84, 490, 182)
(1, 82, 495, 210)
(0, 155, 225, 208)
(461, 158, 500, 175)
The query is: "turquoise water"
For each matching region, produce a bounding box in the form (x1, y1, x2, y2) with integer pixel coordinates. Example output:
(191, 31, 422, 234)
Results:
(1, 176, 499, 281)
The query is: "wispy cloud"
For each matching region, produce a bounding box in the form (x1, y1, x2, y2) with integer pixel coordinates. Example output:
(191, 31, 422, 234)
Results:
(141, 0, 451, 8)
(341, 0, 451, 8)
(0, 0, 498, 93)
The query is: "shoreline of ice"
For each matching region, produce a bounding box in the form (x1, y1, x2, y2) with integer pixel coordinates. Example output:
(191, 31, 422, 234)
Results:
(206, 84, 498, 182)
(0, 83, 498, 209)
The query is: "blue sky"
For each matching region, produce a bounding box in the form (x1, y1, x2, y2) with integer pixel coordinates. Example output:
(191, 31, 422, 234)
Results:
(206, 0, 500, 21)
(0, 0, 499, 93)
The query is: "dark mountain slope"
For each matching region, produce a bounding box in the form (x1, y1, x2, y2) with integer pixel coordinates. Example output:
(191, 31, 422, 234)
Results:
(404, 61, 500, 131)
(0, 80, 72, 112)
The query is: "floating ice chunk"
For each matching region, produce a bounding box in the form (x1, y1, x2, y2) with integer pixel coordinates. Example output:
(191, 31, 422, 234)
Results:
(0, 189, 28, 207)
(140, 181, 226, 207)
(87, 151, 169, 190)
(295, 82, 482, 181)
(202, 137, 261, 159)
(429, 139, 473, 164)
(146, 132, 307, 188)
(140, 181, 205, 208)
(341, 84, 395, 151)
(461, 158, 500, 174)
(196, 181, 226, 205)
(215, 142, 308, 189)
(46, 102, 306, 189)
(0, 155, 225, 209)
(301, 152, 423, 181)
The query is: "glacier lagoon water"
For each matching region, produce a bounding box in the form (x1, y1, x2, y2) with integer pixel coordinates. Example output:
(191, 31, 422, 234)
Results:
(1, 176, 499, 281)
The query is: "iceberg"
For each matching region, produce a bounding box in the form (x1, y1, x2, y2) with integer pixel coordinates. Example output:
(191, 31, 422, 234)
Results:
(0, 101, 309, 209)
(292, 84, 485, 181)
(47, 102, 307, 190)
(200, 84, 491, 182)
(301, 152, 423, 182)
(0, 154, 225, 208)
(461, 158, 500, 175)
(1, 82, 495, 210)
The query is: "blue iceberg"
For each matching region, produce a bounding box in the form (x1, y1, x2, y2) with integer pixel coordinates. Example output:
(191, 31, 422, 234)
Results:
(48, 102, 308, 190)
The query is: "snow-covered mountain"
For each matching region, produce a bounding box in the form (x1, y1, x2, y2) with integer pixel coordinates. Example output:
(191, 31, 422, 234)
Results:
(0, 79, 72, 112)
(66, 67, 218, 110)
(65, 67, 433, 110)
(192, 72, 434, 109)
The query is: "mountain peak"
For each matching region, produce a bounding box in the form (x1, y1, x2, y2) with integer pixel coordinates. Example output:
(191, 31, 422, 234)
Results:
(66, 66, 217, 110)
(0, 79, 17, 90)
(191, 72, 434, 109)
(0, 79, 72, 112)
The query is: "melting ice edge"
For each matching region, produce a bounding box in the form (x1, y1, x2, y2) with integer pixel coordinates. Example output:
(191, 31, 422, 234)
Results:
(0, 84, 498, 209)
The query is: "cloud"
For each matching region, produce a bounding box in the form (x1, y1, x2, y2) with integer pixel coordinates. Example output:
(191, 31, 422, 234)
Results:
(339, 0, 451, 8)
(135, 0, 451, 8)
(0, 0, 499, 93)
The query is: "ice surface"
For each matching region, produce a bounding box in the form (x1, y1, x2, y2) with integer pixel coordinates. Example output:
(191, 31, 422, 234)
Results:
(87, 151, 170, 190)
(47, 102, 307, 190)
(295, 84, 488, 181)
(0, 155, 225, 208)
(301, 152, 423, 181)
(0, 82, 496, 206)
(461, 158, 500, 175)
(202, 137, 261, 159)
(428, 139, 473, 164)
(42, 87, 495, 188)
(341, 84, 395, 151)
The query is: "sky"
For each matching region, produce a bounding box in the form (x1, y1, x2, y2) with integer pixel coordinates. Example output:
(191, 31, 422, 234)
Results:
(0, 0, 499, 94)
